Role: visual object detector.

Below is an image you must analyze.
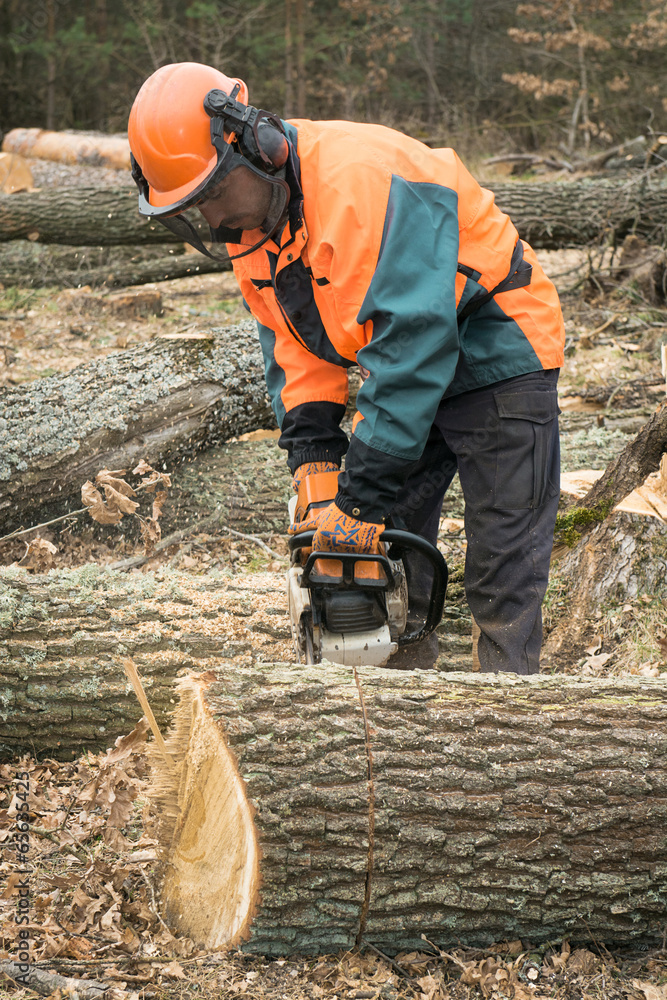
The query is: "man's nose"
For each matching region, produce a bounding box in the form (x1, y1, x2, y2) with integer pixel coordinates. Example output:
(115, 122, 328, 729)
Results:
(198, 199, 226, 228)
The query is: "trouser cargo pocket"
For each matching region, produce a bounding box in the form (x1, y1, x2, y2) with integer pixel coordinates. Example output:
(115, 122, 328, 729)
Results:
(493, 387, 560, 509)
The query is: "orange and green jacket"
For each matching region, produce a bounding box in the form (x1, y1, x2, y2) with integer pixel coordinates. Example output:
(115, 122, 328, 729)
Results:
(229, 119, 565, 522)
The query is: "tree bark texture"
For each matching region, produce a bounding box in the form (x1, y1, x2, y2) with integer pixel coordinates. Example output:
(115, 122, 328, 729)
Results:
(3, 179, 667, 250)
(0, 188, 201, 246)
(0, 321, 275, 532)
(0, 242, 230, 287)
(0, 566, 292, 760)
(148, 665, 667, 956)
(545, 511, 667, 661)
(575, 400, 667, 515)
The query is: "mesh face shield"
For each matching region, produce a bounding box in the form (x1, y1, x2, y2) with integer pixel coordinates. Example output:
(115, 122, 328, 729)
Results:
(134, 155, 289, 262)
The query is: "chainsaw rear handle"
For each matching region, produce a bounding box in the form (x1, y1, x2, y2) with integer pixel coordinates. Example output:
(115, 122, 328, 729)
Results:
(288, 528, 447, 647)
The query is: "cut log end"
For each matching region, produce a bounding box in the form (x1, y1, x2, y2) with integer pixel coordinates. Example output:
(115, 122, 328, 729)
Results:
(148, 675, 260, 950)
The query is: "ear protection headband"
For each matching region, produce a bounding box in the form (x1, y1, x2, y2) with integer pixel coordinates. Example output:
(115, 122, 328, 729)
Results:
(203, 84, 289, 174)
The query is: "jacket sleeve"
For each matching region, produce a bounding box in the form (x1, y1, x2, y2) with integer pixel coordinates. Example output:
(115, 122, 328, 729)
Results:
(255, 320, 349, 471)
(238, 279, 350, 473)
(335, 174, 462, 522)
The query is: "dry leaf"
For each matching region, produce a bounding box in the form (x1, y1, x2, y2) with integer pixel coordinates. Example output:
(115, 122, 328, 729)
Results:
(106, 719, 150, 765)
(638, 662, 660, 677)
(1, 872, 22, 898)
(139, 516, 161, 555)
(95, 469, 136, 497)
(152, 489, 168, 520)
(18, 536, 57, 572)
(163, 960, 187, 980)
(633, 981, 667, 1000)
(81, 481, 123, 524)
(102, 484, 139, 516)
(567, 948, 598, 974)
(132, 459, 153, 476)
(582, 651, 612, 670)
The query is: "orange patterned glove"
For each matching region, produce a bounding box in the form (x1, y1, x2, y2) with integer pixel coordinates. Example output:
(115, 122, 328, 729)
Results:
(290, 502, 384, 554)
(291, 460, 340, 493)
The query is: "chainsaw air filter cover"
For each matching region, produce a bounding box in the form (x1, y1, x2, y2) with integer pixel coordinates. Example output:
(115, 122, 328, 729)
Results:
(322, 590, 386, 634)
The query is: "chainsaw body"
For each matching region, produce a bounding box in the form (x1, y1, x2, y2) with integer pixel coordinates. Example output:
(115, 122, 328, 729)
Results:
(287, 471, 447, 667)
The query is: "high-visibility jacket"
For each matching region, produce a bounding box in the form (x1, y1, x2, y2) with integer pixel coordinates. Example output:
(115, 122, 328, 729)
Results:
(229, 119, 565, 522)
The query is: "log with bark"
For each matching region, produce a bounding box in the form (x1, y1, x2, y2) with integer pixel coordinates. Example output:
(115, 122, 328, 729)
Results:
(2, 128, 131, 171)
(0, 188, 196, 246)
(146, 664, 667, 955)
(0, 242, 230, 287)
(0, 321, 275, 532)
(568, 400, 667, 517)
(3, 178, 667, 250)
(545, 400, 667, 660)
(0, 566, 292, 760)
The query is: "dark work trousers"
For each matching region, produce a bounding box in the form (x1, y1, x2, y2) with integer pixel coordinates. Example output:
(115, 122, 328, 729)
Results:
(391, 369, 560, 675)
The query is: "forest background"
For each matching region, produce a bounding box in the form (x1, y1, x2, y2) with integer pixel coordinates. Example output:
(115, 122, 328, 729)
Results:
(2, 0, 667, 161)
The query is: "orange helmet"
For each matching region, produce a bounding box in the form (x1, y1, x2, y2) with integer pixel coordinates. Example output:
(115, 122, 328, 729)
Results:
(128, 62, 249, 211)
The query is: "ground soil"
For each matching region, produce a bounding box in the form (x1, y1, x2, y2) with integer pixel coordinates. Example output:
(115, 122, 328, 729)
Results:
(1, 160, 667, 999)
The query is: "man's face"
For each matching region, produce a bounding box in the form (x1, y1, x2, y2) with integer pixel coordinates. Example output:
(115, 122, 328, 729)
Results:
(197, 164, 273, 232)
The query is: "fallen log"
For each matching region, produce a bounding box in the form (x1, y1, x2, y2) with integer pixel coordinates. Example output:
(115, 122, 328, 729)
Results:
(0, 566, 292, 760)
(0, 187, 187, 246)
(3, 178, 667, 250)
(0, 321, 275, 533)
(146, 665, 667, 955)
(0, 242, 230, 287)
(2, 128, 131, 171)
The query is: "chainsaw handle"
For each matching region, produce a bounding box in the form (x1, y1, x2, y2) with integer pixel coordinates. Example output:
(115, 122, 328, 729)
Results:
(382, 530, 448, 646)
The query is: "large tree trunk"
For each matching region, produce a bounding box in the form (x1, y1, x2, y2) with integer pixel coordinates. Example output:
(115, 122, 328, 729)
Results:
(0, 567, 292, 760)
(2, 179, 667, 249)
(147, 665, 667, 955)
(0, 321, 274, 532)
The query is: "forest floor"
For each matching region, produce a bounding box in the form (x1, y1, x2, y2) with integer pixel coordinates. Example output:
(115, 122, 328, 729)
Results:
(1, 163, 667, 1000)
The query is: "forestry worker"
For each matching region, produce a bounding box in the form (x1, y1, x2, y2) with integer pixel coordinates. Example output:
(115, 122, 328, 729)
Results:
(128, 62, 565, 675)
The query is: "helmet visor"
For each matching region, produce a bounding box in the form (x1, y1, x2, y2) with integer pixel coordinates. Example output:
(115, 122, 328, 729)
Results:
(136, 140, 240, 219)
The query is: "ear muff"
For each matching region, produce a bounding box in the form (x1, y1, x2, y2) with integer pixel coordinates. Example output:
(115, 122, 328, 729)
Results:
(203, 87, 289, 175)
(255, 120, 289, 170)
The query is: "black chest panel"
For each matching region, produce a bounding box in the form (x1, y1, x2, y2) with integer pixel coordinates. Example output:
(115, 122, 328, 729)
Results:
(253, 252, 354, 369)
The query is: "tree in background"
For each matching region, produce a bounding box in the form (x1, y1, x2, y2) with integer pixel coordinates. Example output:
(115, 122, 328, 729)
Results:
(1, 0, 666, 154)
(503, 0, 667, 155)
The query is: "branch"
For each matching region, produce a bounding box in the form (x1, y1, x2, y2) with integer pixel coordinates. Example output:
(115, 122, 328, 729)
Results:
(0, 961, 109, 999)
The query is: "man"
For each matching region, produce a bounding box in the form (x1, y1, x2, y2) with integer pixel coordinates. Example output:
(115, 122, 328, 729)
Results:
(128, 62, 565, 674)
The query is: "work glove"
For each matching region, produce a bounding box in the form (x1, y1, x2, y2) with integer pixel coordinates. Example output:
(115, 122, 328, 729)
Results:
(291, 460, 340, 493)
(290, 501, 384, 555)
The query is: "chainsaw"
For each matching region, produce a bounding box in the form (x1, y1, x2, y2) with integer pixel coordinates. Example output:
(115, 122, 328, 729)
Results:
(287, 470, 448, 667)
